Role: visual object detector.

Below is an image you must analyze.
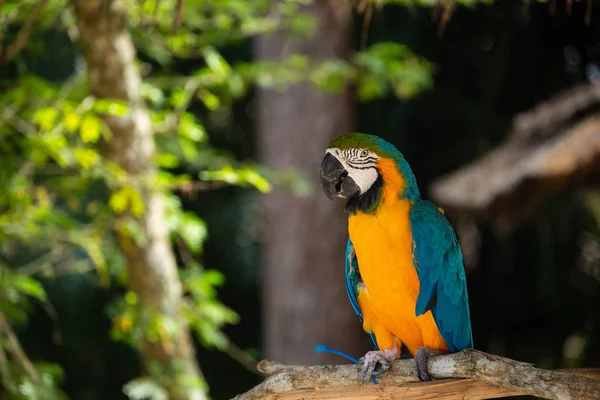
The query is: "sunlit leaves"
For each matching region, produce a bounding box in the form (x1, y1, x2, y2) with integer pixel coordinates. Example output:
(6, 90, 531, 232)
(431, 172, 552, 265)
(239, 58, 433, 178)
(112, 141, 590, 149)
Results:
(182, 269, 239, 350)
(33, 108, 59, 131)
(163, 194, 207, 255)
(10, 274, 46, 302)
(79, 115, 102, 144)
(0, 268, 49, 326)
(108, 291, 179, 352)
(74, 148, 100, 170)
(197, 89, 220, 110)
(72, 233, 110, 287)
(234, 43, 433, 101)
(177, 137, 199, 162)
(352, 42, 434, 100)
(147, 314, 179, 347)
(141, 83, 166, 107)
(0, 1, 444, 398)
(122, 377, 168, 400)
(93, 99, 129, 117)
(125, 0, 313, 59)
(0, 361, 67, 400)
(109, 188, 132, 215)
(108, 295, 144, 346)
(203, 47, 231, 77)
(1, 270, 47, 304)
(310, 60, 352, 93)
(63, 110, 81, 133)
(179, 213, 207, 255)
(178, 113, 206, 142)
(157, 153, 180, 169)
(201, 166, 272, 193)
(109, 187, 145, 218)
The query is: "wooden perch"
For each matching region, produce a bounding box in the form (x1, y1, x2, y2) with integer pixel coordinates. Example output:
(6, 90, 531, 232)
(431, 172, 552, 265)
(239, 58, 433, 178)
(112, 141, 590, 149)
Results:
(429, 84, 600, 228)
(234, 349, 600, 400)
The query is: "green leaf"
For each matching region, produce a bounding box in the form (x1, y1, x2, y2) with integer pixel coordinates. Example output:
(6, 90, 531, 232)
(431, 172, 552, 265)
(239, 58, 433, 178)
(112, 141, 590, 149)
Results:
(63, 111, 81, 132)
(177, 137, 199, 161)
(178, 114, 206, 142)
(129, 189, 145, 218)
(310, 60, 351, 93)
(33, 107, 59, 131)
(118, 217, 147, 247)
(203, 47, 231, 76)
(157, 153, 180, 169)
(74, 148, 100, 169)
(125, 291, 138, 306)
(11, 274, 46, 301)
(109, 187, 144, 218)
(94, 99, 129, 116)
(197, 90, 220, 110)
(80, 115, 102, 143)
(77, 235, 110, 287)
(169, 87, 187, 109)
(201, 166, 272, 193)
(179, 213, 207, 255)
(109, 188, 130, 215)
(141, 83, 166, 106)
(203, 270, 225, 287)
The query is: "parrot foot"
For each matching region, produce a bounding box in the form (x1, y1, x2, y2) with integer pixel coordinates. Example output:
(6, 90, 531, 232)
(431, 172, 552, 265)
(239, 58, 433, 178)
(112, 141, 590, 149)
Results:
(414, 347, 444, 382)
(359, 348, 398, 384)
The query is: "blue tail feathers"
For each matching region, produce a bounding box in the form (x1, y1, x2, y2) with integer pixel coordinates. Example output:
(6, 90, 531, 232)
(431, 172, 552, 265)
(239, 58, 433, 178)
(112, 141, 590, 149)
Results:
(315, 344, 377, 384)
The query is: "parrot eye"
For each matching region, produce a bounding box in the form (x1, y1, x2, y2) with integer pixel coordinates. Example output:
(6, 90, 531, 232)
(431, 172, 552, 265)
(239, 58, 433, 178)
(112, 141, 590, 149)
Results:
(360, 150, 368, 157)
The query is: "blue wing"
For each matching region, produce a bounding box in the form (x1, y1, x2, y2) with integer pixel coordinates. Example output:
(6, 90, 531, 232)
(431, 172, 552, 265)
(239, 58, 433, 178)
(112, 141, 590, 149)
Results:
(345, 239, 379, 350)
(409, 200, 473, 353)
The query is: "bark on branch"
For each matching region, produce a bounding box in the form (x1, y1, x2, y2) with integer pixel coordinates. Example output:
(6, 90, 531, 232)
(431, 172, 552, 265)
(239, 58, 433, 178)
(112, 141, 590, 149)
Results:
(235, 349, 600, 400)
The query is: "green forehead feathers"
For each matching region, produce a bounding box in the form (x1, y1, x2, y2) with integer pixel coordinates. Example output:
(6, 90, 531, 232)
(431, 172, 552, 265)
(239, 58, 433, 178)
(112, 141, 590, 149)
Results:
(328, 133, 396, 158)
(327, 132, 421, 202)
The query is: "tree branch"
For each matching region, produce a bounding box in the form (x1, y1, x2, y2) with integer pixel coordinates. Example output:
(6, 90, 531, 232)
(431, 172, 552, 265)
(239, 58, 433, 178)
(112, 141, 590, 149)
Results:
(0, 310, 41, 383)
(235, 349, 600, 400)
(429, 84, 600, 229)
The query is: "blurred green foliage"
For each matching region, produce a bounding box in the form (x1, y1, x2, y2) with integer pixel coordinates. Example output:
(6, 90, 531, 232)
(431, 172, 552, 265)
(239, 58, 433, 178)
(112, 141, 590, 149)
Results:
(0, 0, 446, 398)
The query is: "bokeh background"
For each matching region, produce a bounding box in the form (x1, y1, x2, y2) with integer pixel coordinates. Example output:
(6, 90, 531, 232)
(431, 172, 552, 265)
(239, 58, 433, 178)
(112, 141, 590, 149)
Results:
(1, 0, 600, 399)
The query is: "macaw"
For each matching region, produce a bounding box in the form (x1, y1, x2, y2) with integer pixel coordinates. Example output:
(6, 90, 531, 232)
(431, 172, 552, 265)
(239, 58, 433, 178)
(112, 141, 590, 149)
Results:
(319, 133, 473, 383)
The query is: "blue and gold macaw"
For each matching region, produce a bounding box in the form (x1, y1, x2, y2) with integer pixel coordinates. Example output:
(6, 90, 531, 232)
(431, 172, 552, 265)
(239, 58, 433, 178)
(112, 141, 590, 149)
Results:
(319, 133, 473, 382)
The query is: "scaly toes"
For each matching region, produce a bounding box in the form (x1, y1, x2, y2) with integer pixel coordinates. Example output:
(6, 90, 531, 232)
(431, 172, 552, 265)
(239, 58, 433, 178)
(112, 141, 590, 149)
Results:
(361, 361, 375, 384)
(414, 347, 444, 382)
(360, 351, 392, 384)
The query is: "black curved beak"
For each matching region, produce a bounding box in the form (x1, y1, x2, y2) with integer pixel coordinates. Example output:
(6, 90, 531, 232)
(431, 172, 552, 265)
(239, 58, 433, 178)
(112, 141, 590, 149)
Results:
(319, 153, 360, 201)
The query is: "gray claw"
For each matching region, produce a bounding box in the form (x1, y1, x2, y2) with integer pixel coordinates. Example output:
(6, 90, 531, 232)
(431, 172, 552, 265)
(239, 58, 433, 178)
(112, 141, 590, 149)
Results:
(372, 359, 389, 376)
(414, 347, 444, 382)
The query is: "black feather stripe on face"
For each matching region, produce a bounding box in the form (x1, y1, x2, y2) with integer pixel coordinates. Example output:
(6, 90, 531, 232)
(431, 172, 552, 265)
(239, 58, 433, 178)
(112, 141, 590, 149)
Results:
(345, 173, 383, 215)
(352, 157, 378, 164)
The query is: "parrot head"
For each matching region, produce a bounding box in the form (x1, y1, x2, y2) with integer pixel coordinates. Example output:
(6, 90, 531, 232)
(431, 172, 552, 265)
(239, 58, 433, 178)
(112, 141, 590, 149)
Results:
(319, 133, 420, 212)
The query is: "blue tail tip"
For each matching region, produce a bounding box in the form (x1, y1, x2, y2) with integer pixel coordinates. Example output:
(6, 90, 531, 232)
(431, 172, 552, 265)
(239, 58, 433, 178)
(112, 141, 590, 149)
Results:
(315, 344, 377, 384)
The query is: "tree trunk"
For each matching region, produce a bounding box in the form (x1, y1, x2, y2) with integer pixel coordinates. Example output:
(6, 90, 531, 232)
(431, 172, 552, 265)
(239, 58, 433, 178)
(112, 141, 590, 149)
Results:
(71, 1, 205, 399)
(254, 0, 366, 364)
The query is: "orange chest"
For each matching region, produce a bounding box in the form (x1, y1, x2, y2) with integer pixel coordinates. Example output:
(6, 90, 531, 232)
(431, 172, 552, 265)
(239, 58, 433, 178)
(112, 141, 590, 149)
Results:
(348, 196, 421, 306)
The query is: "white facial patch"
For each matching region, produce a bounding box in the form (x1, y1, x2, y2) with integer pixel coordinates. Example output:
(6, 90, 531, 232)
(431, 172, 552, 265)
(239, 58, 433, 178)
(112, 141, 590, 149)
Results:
(326, 148, 379, 195)
(349, 166, 379, 194)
